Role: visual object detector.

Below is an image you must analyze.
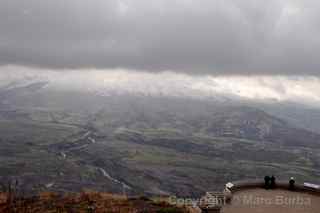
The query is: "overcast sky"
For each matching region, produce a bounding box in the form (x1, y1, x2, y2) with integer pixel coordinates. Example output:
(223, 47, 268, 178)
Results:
(1, 0, 320, 75)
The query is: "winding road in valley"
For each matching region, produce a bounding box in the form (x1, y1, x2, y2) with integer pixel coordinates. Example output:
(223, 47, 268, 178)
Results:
(51, 128, 132, 193)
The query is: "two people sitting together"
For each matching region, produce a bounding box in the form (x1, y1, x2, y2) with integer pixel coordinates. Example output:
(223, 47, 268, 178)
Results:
(264, 175, 276, 189)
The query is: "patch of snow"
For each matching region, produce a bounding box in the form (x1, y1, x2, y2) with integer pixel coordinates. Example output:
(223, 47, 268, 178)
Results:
(98, 168, 131, 190)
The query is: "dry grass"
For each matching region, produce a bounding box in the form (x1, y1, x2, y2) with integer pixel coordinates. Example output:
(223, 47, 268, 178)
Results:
(0, 191, 189, 213)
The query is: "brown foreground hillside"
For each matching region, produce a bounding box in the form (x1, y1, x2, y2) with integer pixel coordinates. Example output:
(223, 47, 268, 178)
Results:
(0, 192, 189, 213)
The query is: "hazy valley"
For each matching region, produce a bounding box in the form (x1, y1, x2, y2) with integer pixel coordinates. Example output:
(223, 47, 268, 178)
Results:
(0, 80, 319, 198)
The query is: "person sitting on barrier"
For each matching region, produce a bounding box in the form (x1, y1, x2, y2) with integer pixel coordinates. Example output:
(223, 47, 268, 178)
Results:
(289, 177, 295, 190)
(264, 176, 270, 189)
(270, 175, 276, 189)
(223, 183, 233, 203)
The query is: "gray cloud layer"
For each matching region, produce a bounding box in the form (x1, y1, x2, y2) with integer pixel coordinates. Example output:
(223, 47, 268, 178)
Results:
(1, 0, 320, 75)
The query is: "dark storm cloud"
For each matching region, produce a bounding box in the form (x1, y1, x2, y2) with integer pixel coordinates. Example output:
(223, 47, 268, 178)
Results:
(0, 0, 320, 75)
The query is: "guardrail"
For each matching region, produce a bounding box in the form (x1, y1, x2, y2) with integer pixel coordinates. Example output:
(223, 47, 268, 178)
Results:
(228, 179, 320, 195)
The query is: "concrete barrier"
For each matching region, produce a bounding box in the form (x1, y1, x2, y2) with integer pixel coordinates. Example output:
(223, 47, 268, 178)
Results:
(228, 179, 320, 195)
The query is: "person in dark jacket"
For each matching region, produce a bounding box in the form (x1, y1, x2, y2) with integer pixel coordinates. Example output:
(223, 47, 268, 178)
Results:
(289, 177, 295, 190)
(270, 175, 276, 189)
(264, 176, 270, 189)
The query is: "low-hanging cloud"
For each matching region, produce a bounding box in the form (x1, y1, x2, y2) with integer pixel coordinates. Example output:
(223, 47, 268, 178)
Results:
(1, 0, 320, 75)
(1, 65, 320, 106)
